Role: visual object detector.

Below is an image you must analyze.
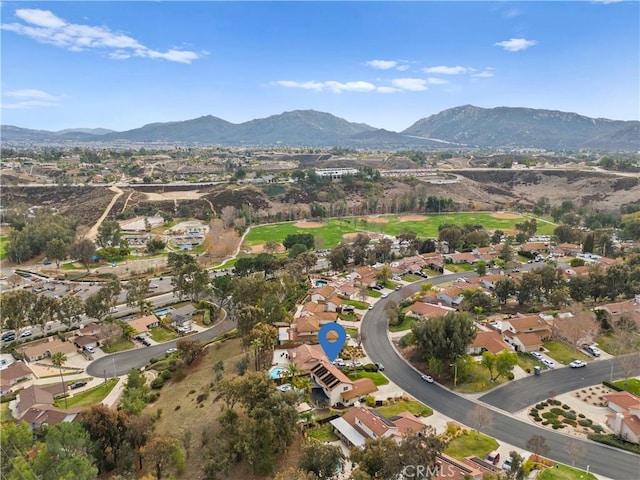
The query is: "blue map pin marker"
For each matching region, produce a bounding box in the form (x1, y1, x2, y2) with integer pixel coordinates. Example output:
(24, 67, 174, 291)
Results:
(318, 323, 347, 362)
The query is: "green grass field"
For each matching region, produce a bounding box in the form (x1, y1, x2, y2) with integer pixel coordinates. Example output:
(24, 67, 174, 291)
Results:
(614, 378, 640, 396)
(307, 424, 339, 442)
(0, 235, 8, 261)
(377, 399, 433, 417)
(537, 463, 597, 480)
(543, 341, 589, 365)
(148, 327, 179, 343)
(55, 378, 119, 408)
(444, 431, 499, 460)
(244, 212, 553, 249)
(101, 338, 135, 353)
(345, 370, 389, 386)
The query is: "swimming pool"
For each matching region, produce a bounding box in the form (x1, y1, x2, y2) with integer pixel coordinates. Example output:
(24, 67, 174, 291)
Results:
(269, 367, 286, 379)
(154, 307, 175, 317)
(315, 280, 328, 287)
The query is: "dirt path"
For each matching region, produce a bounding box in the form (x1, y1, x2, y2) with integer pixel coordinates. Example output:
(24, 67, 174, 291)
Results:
(121, 190, 134, 214)
(86, 185, 124, 241)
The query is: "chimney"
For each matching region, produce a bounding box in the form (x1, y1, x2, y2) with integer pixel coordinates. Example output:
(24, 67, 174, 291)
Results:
(613, 412, 624, 434)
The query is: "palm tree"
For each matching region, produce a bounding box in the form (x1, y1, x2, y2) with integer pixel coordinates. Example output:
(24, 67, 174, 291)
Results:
(51, 352, 68, 409)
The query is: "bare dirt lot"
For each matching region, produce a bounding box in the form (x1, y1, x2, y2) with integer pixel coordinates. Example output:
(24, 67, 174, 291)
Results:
(294, 221, 325, 228)
(249, 243, 285, 254)
(399, 214, 430, 222)
(142, 191, 209, 201)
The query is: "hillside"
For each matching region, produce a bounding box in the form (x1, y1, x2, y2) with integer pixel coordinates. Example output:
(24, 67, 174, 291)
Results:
(2, 106, 638, 150)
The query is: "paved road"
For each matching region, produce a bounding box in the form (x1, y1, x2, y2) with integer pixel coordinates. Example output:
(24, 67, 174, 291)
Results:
(480, 353, 640, 413)
(86, 315, 235, 377)
(362, 274, 640, 480)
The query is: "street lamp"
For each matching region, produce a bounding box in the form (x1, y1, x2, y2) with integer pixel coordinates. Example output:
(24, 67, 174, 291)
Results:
(450, 355, 461, 389)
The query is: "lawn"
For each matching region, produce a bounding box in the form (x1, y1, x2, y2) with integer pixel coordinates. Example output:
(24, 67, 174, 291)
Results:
(342, 299, 371, 310)
(101, 338, 135, 353)
(345, 328, 359, 338)
(444, 431, 499, 460)
(307, 424, 339, 442)
(455, 362, 508, 393)
(444, 263, 475, 272)
(55, 378, 119, 408)
(148, 327, 179, 343)
(596, 333, 640, 354)
(345, 370, 389, 386)
(543, 341, 589, 365)
(0, 235, 8, 260)
(377, 399, 433, 418)
(367, 289, 382, 298)
(516, 352, 544, 373)
(402, 274, 423, 282)
(244, 213, 552, 250)
(389, 316, 416, 332)
(537, 463, 597, 480)
(614, 378, 640, 396)
(1, 402, 12, 423)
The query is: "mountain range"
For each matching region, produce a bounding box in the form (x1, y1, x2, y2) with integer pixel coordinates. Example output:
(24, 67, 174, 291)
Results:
(2, 106, 638, 151)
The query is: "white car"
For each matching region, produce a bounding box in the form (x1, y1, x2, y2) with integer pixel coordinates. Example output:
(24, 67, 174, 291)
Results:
(542, 359, 555, 369)
(85, 346, 96, 354)
(368, 305, 374, 310)
(381, 293, 388, 299)
(109, 307, 118, 313)
(166, 347, 178, 354)
(421, 374, 434, 383)
(569, 360, 586, 368)
(20, 329, 33, 338)
(530, 351, 543, 360)
(278, 383, 292, 392)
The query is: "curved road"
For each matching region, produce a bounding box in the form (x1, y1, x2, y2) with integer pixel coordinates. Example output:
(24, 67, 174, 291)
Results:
(87, 316, 235, 377)
(362, 274, 640, 480)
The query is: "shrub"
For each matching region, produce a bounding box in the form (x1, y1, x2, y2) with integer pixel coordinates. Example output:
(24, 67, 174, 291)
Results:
(151, 377, 165, 389)
(174, 405, 181, 411)
(147, 392, 160, 402)
(592, 425, 604, 433)
(541, 420, 549, 425)
(363, 363, 378, 372)
(161, 369, 172, 380)
(533, 417, 542, 422)
(542, 412, 558, 420)
(507, 372, 515, 380)
(578, 419, 593, 427)
(562, 418, 577, 427)
(173, 366, 187, 381)
(196, 393, 208, 404)
(578, 413, 586, 419)
(550, 408, 565, 415)
(562, 404, 571, 410)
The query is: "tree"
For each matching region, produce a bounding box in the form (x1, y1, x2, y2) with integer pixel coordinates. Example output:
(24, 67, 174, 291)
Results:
(177, 337, 204, 365)
(568, 275, 591, 303)
(526, 434, 550, 460)
(475, 261, 487, 277)
(172, 262, 211, 301)
(125, 277, 151, 313)
(377, 264, 391, 284)
(384, 300, 401, 327)
(504, 451, 525, 480)
(328, 242, 351, 271)
(51, 352, 68, 409)
(466, 404, 494, 436)
(438, 226, 463, 252)
(604, 264, 630, 301)
(298, 440, 344, 479)
(58, 295, 84, 329)
(564, 440, 584, 468)
(45, 238, 69, 267)
(41, 422, 98, 480)
(142, 437, 181, 480)
(495, 350, 518, 381)
(1, 421, 33, 477)
(96, 220, 122, 248)
(69, 239, 97, 271)
(481, 351, 497, 381)
(82, 405, 130, 472)
(412, 312, 476, 364)
(494, 278, 517, 304)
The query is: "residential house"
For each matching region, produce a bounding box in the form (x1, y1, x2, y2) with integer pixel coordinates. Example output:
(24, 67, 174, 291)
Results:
(406, 302, 455, 320)
(436, 454, 483, 480)
(502, 315, 552, 339)
(310, 286, 343, 312)
(504, 331, 542, 353)
(128, 314, 160, 336)
(73, 335, 99, 350)
(15, 384, 55, 419)
(435, 286, 465, 308)
(554, 243, 581, 257)
(422, 253, 445, 273)
(351, 266, 379, 288)
(21, 405, 85, 430)
(604, 392, 640, 444)
(467, 331, 511, 356)
(167, 304, 197, 328)
(291, 344, 327, 372)
(598, 296, 640, 330)
(446, 252, 479, 265)
(19, 338, 77, 362)
(290, 316, 320, 344)
(0, 361, 33, 395)
(330, 405, 426, 449)
(519, 242, 549, 256)
(309, 360, 377, 407)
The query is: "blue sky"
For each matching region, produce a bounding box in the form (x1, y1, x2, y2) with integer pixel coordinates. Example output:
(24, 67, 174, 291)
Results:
(1, 1, 638, 132)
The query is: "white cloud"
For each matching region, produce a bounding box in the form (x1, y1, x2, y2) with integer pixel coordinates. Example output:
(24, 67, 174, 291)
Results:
(391, 78, 428, 91)
(425, 77, 448, 85)
(473, 70, 495, 78)
(423, 65, 468, 75)
(502, 8, 522, 19)
(365, 59, 398, 70)
(273, 80, 376, 93)
(396, 65, 410, 72)
(2, 88, 63, 109)
(494, 37, 537, 52)
(376, 86, 401, 94)
(1, 8, 204, 64)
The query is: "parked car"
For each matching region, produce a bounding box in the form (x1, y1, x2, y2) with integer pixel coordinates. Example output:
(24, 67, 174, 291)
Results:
(421, 374, 434, 383)
(502, 458, 512, 471)
(70, 381, 87, 389)
(149, 283, 159, 289)
(20, 329, 33, 338)
(1, 331, 16, 342)
(530, 351, 543, 360)
(84, 346, 96, 354)
(177, 325, 191, 333)
(142, 339, 151, 346)
(375, 362, 385, 371)
(585, 345, 601, 357)
(569, 360, 586, 368)
(381, 293, 388, 299)
(486, 451, 501, 465)
(368, 305, 374, 310)
(395, 285, 402, 291)
(166, 347, 178, 354)
(542, 359, 555, 369)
